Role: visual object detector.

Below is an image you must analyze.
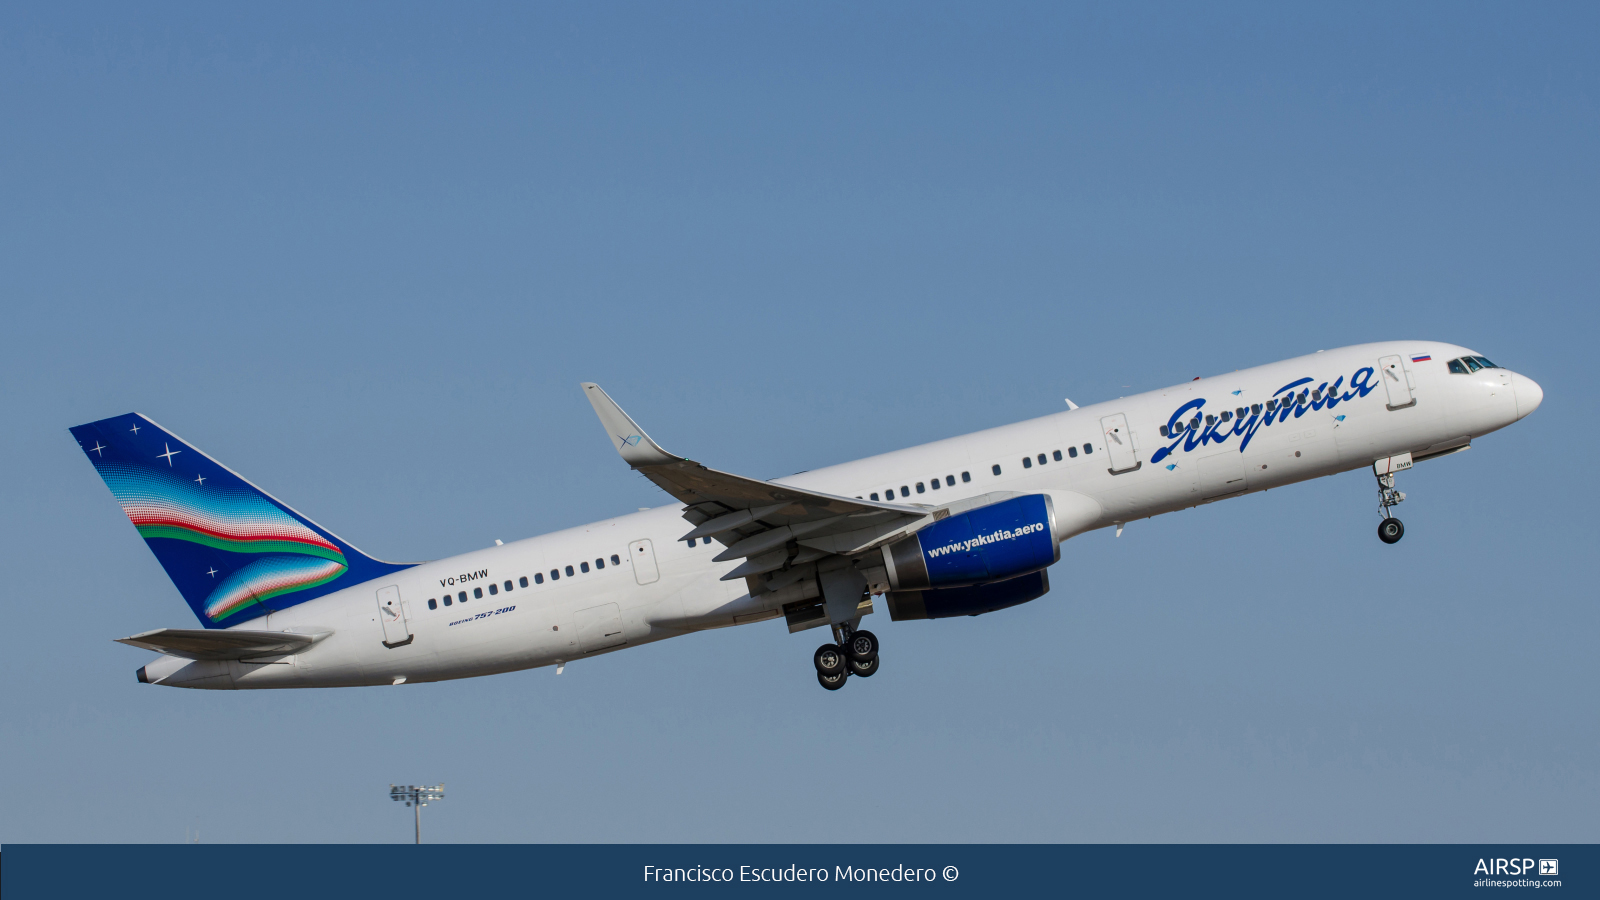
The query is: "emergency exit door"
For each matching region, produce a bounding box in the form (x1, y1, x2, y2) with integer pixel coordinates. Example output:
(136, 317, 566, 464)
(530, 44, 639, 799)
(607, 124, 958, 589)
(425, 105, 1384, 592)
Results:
(1378, 355, 1416, 410)
(1099, 413, 1141, 474)
(630, 539, 660, 585)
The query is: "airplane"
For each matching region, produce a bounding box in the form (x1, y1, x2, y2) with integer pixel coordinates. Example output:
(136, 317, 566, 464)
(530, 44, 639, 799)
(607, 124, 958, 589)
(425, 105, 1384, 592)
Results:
(71, 341, 1541, 692)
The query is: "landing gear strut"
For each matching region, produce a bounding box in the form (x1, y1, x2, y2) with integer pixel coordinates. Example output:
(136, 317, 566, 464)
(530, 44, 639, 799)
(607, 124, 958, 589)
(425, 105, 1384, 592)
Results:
(812, 622, 880, 690)
(1375, 469, 1406, 544)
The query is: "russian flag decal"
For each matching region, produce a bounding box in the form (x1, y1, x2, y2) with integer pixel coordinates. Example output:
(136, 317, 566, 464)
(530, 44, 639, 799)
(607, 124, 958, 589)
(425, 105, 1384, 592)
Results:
(1411, 355, 1432, 362)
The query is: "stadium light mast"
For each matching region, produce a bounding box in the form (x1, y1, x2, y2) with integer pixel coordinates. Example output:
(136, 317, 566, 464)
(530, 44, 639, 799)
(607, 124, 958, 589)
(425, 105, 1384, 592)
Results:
(389, 783, 445, 844)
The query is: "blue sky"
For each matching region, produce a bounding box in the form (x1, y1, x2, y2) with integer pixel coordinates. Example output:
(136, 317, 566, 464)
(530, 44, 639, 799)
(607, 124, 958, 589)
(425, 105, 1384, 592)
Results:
(2, 3, 1596, 842)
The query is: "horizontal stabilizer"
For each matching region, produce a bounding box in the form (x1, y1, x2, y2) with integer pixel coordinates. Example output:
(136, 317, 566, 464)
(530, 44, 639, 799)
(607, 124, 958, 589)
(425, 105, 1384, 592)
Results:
(116, 628, 327, 660)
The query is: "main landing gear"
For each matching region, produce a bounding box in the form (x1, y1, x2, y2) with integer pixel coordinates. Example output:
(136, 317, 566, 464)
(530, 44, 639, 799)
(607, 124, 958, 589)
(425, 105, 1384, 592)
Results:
(813, 624, 879, 691)
(1375, 468, 1406, 545)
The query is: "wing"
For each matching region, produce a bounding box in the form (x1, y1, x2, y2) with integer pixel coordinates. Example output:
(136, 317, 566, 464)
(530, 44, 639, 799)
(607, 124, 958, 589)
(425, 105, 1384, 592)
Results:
(581, 383, 935, 582)
(116, 628, 326, 660)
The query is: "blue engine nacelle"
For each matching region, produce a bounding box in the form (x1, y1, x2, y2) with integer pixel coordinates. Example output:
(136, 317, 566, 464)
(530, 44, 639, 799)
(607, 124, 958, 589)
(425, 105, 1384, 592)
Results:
(880, 493, 1059, 592)
(886, 569, 1051, 620)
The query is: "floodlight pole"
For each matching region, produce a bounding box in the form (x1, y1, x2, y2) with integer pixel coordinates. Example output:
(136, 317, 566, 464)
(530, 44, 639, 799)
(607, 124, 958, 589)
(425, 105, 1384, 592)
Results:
(389, 783, 446, 844)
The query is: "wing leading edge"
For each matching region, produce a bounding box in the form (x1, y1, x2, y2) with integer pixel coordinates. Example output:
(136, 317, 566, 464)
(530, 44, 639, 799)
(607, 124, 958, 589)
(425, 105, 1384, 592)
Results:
(580, 383, 932, 582)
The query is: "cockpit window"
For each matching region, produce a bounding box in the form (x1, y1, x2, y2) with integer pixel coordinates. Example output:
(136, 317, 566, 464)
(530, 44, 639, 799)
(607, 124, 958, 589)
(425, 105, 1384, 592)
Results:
(1474, 356, 1499, 369)
(1448, 359, 1469, 375)
(1463, 357, 1483, 372)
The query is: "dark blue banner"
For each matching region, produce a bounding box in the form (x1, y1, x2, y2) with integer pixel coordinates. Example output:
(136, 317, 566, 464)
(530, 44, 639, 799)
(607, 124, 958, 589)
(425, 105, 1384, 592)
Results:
(2, 844, 1592, 898)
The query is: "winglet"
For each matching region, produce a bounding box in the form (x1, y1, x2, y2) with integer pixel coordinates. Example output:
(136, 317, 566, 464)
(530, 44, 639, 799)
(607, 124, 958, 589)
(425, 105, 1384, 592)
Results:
(581, 383, 681, 467)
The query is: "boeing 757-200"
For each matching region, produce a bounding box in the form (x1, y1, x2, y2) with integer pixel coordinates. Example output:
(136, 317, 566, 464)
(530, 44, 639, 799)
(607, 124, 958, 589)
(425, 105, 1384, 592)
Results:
(71, 342, 1541, 691)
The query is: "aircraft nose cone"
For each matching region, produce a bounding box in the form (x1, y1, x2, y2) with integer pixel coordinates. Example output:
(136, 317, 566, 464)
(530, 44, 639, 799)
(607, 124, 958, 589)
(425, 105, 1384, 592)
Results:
(1514, 373, 1543, 419)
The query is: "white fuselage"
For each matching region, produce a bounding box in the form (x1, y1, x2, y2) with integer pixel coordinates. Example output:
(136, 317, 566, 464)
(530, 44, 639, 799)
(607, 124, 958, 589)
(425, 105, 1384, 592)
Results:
(141, 341, 1541, 689)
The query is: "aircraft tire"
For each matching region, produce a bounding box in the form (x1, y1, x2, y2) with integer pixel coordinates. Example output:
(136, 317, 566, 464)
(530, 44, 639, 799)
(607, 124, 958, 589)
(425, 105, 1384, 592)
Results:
(847, 655, 879, 678)
(817, 669, 848, 691)
(814, 644, 846, 676)
(846, 630, 879, 662)
(1378, 517, 1404, 544)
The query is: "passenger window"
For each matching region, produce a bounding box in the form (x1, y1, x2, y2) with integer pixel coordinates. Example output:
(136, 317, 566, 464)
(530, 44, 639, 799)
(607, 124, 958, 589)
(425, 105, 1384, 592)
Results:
(535, 572, 544, 584)
(900, 486, 909, 497)
(444, 596, 453, 606)
(1311, 390, 1321, 402)
(1037, 453, 1047, 465)
(550, 569, 559, 581)
(1266, 399, 1277, 410)
(961, 471, 971, 482)
(428, 598, 437, 610)
(566, 565, 575, 577)
(870, 492, 879, 501)
(581, 561, 590, 573)
(1237, 407, 1247, 418)
(992, 464, 1002, 475)
(916, 482, 925, 493)
(1053, 450, 1062, 461)
(1022, 457, 1032, 469)
(947, 475, 956, 486)
(1159, 425, 1168, 437)
(611, 554, 621, 565)
(1205, 415, 1216, 426)
(596, 558, 605, 569)
(474, 587, 483, 599)
(1068, 446, 1078, 458)
(520, 576, 529, 587)
(1252, 403, 1262, 414)
(1082, 443, 1092, 454)
(489, 583, 498, 595)
(1448, 359, 1468, 374)
(505, 580, 513, 591)
(458, 591, 467, 603)
(686, 537, 696, 547)
(930, 479, 940, 490)
(1222, 411, 1232, 422)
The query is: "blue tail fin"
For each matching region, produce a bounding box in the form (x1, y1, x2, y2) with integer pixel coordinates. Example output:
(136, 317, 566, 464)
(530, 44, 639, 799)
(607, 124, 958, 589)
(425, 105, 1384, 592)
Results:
(70, 413, 412, 628)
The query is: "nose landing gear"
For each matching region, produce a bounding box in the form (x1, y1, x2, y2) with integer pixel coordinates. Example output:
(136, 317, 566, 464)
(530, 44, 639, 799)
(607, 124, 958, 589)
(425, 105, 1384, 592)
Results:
(1373, 455, 1409, 544)
(812, 623, 880, 690)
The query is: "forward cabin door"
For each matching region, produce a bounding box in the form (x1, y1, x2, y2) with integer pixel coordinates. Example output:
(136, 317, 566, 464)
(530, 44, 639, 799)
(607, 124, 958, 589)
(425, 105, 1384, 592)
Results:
(1099, 413, 1141, 473)
(375, 585, 412, 646)
(1379, 355, 1416, 410)
(630, 539, 660, 585)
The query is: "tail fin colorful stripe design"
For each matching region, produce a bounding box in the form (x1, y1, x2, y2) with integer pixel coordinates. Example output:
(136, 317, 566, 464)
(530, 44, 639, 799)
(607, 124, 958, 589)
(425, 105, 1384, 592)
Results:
(96, 463, 346, 561)
(205, 555, 349, 622)
(70, 413, 413, 628)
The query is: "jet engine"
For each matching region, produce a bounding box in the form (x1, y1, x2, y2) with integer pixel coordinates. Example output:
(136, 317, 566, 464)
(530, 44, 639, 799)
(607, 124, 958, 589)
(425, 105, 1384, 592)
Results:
(886, 569, 1050, 620)
(880, 493, 1059, 591)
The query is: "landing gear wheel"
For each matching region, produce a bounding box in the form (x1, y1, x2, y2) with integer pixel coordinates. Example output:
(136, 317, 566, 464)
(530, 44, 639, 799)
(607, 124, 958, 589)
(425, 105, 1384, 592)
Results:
(848, 655, 879, 678)
(817, 669, 848, 691)
(846, 630, 879, 662)
(1378, 517, 1405, 544)
(814, 644, 846, 676)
